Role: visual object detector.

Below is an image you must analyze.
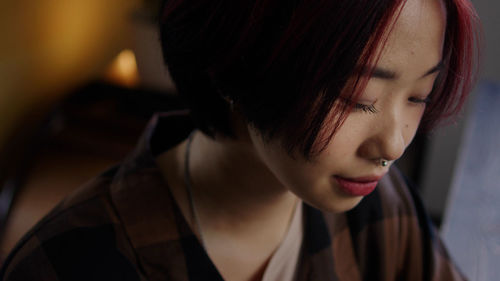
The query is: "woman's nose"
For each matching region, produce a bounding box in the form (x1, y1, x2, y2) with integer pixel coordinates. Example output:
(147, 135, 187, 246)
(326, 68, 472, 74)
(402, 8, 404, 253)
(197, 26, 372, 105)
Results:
(359, 111, 407, 162)
(379, 120, 406, 161)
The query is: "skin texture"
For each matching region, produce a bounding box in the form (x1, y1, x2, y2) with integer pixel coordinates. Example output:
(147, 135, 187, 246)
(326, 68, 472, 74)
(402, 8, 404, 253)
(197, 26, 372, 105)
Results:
(157, 0, 447, 280)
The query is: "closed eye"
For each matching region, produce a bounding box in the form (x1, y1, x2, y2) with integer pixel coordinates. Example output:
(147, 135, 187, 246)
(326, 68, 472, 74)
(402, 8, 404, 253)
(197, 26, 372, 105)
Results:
(340, 97, 379, 114)
(354, 103, 379, 114)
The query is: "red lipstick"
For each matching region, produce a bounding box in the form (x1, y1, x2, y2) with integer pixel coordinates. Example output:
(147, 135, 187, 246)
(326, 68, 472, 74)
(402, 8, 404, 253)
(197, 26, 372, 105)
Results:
(334, 176, 381, 196)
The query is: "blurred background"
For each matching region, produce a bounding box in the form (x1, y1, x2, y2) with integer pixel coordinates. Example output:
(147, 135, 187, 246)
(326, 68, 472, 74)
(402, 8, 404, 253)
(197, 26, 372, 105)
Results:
(0, 0, 498, 279)
(0, 0, 182, 258)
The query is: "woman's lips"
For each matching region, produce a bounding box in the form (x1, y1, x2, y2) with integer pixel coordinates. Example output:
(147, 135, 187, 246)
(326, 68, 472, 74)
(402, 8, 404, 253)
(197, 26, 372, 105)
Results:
(333, 176, 381, 196)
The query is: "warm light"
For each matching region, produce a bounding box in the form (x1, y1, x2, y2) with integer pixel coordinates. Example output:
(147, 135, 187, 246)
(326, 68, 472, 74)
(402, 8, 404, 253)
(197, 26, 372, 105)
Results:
(0, 0, 140, 149)
(103, 49, 140, 88)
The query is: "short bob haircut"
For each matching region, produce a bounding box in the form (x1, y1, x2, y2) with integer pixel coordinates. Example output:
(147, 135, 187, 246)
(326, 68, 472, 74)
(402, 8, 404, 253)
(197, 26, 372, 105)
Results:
(159, 0, 480, 158)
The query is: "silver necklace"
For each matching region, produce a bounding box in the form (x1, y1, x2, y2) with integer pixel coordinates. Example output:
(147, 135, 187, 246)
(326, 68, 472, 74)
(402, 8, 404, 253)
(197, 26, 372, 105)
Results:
(184, 131, 206, 246)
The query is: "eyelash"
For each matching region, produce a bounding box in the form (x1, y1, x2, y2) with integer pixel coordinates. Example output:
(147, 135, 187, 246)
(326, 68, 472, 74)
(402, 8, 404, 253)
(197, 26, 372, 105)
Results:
(343, 96, 431, 114)
(354, 103, 379, 114)
(340, 98, 379, 114)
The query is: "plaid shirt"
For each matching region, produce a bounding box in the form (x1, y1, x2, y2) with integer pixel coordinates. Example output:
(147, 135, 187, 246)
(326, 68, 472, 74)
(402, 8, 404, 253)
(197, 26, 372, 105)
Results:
(0, 112, 466, 281)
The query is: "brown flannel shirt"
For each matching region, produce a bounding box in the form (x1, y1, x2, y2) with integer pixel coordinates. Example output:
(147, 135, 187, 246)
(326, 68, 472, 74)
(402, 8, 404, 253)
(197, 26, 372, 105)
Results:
(0, 112, 467, 281)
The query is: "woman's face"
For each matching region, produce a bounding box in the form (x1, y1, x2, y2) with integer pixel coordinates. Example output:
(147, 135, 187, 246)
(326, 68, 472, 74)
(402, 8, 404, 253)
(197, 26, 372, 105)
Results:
(247, 0, 446, 212)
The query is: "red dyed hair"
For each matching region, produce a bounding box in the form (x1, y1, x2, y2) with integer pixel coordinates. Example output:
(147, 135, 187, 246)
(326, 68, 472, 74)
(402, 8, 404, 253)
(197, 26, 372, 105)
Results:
(421, 0, 481, 130)
(159, 0, 480, 157)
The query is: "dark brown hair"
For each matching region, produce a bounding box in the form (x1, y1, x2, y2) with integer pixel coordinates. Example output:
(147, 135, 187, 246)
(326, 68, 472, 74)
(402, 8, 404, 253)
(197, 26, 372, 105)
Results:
(159, 0, 480, 157)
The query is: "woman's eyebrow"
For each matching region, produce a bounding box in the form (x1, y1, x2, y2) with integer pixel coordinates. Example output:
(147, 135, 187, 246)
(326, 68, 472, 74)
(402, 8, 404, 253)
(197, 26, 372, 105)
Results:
(370, 67, 397, 79)
(362, 61, 444, 80)
(420, 61, 444, 78)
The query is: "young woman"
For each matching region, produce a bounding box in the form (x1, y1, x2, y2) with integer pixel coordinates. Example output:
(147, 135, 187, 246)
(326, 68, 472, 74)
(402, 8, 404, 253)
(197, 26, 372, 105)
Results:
(1, 0, 479, 280)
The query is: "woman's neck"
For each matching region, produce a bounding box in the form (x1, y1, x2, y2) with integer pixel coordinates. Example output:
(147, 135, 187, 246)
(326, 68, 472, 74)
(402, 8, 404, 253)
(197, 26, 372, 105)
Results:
(157, 129, 299, 281)
(187, 131, 298, 234)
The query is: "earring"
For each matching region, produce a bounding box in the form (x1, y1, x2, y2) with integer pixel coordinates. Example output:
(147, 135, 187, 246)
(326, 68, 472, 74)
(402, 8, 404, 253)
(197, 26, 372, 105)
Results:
(221, 95, 235, 111)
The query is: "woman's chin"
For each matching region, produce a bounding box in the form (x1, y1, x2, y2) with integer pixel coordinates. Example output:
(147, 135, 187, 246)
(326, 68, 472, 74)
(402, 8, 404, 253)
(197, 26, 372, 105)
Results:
(306, 195, 365, 214)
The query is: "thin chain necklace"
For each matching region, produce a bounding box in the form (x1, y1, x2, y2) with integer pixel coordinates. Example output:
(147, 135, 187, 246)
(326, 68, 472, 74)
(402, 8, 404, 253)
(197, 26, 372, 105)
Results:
(184, 131, 206, 247)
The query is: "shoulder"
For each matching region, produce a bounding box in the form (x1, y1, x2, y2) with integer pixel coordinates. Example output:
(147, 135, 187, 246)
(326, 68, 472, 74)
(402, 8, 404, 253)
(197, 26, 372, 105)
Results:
(339, 166, 466, 280)
(0, 166, 142, 281)
(1, 113, 195, 281)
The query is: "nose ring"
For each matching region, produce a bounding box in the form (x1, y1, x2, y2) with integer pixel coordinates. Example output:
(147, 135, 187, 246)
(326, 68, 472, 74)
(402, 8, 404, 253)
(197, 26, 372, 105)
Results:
(380, 159, 389, 167)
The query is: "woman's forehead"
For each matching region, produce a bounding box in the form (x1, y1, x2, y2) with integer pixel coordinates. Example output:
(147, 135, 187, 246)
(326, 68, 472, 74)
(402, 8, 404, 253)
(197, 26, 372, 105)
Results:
(374, 0, 446, 82)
